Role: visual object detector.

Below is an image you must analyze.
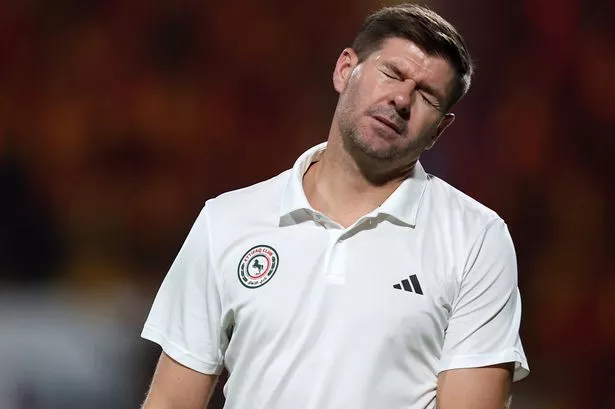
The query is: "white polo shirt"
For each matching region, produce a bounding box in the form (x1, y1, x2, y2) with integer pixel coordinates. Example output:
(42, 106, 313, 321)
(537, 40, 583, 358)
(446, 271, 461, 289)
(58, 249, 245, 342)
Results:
(142, 142, 529, 409)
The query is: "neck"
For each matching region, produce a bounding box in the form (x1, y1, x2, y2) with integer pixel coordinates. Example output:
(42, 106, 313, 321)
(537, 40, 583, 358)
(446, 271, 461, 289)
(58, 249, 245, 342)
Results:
(303, 135, 415, 228)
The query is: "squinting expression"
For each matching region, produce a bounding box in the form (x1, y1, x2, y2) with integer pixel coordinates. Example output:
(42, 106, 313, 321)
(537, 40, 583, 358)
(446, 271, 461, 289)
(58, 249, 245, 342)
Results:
(334, 37, 456, 162)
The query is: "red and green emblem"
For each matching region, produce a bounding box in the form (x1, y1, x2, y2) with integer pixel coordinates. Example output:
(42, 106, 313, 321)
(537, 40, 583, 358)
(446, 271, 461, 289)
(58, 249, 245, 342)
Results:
(238, 245, 279, 288)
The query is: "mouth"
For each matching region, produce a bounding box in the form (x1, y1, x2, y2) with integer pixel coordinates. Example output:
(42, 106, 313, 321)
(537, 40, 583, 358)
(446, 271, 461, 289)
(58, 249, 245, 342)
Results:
(371, 115, 402, 135)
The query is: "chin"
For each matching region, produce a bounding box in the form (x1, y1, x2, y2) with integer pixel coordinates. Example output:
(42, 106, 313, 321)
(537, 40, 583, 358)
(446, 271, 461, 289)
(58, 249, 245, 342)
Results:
(350, 133, 402, 160)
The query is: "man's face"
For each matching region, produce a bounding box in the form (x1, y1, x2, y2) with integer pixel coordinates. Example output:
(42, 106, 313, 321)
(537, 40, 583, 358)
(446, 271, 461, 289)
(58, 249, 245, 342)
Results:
(333, 37, 456, 163)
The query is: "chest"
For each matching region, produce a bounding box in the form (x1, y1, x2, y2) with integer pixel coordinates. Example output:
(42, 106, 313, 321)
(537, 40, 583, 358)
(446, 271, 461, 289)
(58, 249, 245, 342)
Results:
(218, 222, 458, 350)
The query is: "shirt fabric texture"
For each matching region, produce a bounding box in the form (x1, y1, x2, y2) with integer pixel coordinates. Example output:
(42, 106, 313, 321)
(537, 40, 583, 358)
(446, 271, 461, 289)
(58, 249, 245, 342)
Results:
(142, 142, 530, 409)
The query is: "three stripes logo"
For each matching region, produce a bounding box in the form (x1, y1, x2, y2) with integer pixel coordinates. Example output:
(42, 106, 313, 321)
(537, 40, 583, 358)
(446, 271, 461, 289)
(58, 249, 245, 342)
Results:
(393, 274, 423, 295)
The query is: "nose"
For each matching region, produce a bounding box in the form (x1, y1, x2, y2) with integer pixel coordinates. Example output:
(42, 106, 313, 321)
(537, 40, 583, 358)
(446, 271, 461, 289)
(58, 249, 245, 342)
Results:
(390, 79, 417, 120)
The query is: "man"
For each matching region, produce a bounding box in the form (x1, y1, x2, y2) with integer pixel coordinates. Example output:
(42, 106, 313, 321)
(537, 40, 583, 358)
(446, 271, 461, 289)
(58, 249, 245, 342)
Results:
(140, 4, 529, 409)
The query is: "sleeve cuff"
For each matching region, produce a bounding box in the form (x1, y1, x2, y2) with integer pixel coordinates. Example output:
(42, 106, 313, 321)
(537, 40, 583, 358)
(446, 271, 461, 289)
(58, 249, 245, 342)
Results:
(438, 349, 530, 382)
(141, 325, 224, 375)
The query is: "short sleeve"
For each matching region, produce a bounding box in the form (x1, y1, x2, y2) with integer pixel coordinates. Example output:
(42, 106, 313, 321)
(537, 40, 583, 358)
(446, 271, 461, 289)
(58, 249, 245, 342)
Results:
(439, 219, 529, 381)
(141, 203, 229, 375)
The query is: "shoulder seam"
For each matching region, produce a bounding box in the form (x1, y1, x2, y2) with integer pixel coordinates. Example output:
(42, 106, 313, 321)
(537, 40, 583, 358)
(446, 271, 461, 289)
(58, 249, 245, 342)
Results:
(460, 216, 504, 277)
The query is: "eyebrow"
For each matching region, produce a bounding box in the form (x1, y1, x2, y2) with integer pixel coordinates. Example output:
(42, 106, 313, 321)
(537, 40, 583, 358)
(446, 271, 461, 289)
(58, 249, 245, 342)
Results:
(381, 61, 446, 106)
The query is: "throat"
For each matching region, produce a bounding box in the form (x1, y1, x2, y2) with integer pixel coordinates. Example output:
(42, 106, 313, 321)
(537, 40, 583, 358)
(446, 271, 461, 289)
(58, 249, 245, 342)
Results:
(302, 157, 402, 228)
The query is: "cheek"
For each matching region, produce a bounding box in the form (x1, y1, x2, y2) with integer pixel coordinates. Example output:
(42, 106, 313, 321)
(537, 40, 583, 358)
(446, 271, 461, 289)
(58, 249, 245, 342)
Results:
(410, 115, 440, 140)
(340, 82, 364, 116)
(340, 73, 384, 121)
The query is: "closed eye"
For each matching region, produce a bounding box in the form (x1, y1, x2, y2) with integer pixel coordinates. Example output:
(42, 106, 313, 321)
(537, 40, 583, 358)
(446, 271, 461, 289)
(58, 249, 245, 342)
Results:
(419, 91, 439, 109)
(382, 70, 401, 81)
(417, 84, 445, 111)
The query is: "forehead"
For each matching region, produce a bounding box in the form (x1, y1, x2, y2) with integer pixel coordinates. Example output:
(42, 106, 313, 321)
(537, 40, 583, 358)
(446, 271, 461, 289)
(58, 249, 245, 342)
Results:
(368, 37, 456, 90)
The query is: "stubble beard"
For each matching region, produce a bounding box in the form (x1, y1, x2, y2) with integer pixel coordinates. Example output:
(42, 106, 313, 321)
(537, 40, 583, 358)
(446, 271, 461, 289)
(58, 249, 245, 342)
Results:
(339, 109, 422, 163)
(341, 121, 402, 161)
(334, 86, 432, 182)
(336, 104, 442, 185)
(337, 117, 419, 185)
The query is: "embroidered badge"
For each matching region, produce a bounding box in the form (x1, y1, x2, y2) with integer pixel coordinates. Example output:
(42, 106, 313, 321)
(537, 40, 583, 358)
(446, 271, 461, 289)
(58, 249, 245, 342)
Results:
(237, 245, 279, 288)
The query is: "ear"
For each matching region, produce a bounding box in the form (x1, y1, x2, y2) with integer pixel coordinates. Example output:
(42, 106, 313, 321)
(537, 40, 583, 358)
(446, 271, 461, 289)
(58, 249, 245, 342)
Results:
(425, 113, 455, 150)
(333, 48, 359, 93)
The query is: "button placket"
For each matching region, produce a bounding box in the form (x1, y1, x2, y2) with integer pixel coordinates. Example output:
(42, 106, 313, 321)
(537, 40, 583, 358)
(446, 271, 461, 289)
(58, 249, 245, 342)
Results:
(323, 230, 347, 285)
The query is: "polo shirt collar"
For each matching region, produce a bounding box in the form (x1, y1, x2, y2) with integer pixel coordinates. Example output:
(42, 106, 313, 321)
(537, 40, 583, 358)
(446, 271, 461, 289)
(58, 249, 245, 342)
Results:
(376, 160, 428, 227)
(279, 142, 428, 227)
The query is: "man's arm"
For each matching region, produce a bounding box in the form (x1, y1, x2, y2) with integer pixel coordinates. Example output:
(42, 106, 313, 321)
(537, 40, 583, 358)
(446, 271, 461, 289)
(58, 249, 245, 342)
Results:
(436, 363, 513, 409)
(141, 352, 218, 409)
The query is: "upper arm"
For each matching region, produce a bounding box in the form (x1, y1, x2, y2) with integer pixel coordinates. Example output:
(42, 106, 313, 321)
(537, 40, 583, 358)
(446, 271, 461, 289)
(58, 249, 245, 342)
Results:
(142, 352, 218, 409)
(436, 363, 513, 409)
(440, 219, 529, 380)
(141, 203, 231, 393)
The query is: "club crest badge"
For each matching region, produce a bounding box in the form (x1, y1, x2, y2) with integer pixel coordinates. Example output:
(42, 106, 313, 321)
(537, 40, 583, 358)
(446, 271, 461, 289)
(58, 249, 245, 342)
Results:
(238, 245, 279, 288)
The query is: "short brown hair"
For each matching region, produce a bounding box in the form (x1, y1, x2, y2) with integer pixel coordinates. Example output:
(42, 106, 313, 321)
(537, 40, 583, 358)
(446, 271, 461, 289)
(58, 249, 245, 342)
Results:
(352, 3, 474, 110)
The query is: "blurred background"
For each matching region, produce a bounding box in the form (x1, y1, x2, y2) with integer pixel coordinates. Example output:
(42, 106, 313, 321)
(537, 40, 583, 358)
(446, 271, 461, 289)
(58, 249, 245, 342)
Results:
(0, 0, 614, 408)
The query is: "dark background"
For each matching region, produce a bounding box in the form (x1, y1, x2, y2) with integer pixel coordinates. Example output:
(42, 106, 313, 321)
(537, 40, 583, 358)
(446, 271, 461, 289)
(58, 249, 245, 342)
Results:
(1, 0, 614, 408)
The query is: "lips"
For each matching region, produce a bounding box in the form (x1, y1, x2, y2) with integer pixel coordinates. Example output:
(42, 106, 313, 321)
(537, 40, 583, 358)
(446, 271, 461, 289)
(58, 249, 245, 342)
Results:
(371, 115, 402, 134)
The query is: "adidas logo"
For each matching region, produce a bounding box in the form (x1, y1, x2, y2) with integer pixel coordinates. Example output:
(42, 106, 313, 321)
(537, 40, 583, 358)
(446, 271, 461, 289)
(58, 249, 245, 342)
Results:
(393, 274, 423, 295)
